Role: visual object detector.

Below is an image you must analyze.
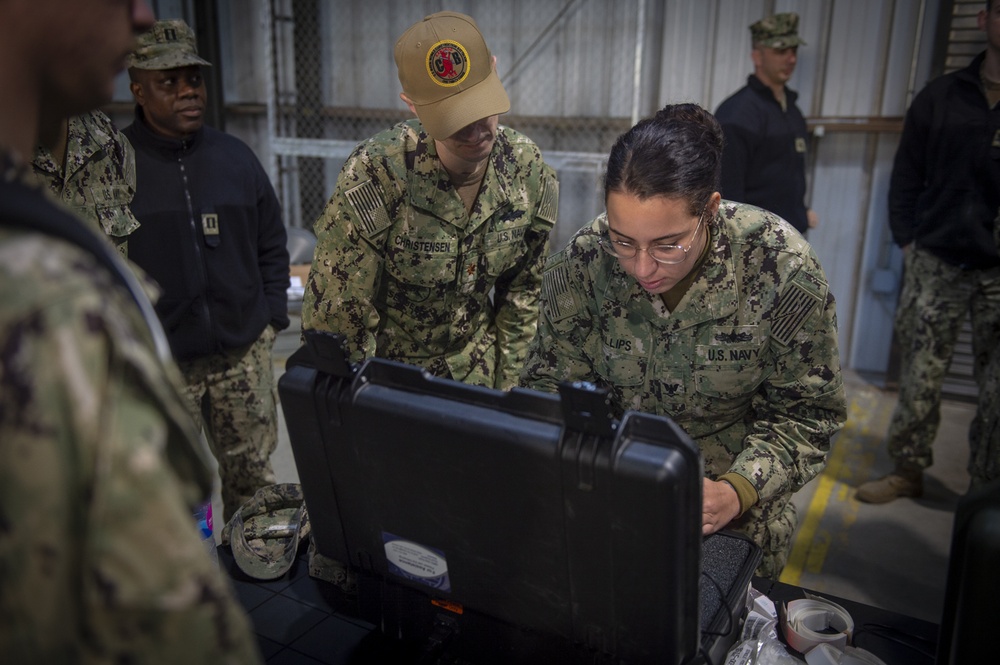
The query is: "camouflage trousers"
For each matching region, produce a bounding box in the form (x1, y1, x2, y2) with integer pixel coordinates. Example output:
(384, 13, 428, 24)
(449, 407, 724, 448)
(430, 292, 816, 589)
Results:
(970, 343, 1000, 486)
(887, 249, 1000, 481)
(178, 325, 279, 522)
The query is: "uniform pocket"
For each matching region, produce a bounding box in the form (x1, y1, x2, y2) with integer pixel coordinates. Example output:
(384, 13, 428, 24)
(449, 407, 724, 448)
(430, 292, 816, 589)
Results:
(383, 253, 455, 304)
(601, 344, 646, 387)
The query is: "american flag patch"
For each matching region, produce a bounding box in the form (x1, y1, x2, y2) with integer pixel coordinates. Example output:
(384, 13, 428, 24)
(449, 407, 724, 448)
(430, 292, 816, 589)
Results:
(536, 175, 559, 225)
(771, 281, 821, 346)
(345, 180, 391, 238)
(542, 262, 576, 322)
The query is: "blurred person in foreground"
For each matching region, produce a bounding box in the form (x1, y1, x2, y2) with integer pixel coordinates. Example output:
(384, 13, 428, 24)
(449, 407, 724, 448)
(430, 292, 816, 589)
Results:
(520, 104, 846, 578)
(0, 1, 262, 662)
(302, 11, 558, 390)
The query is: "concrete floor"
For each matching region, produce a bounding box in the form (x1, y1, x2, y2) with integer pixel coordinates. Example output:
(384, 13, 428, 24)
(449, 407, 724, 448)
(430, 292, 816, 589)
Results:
(234, 313, 972, 628)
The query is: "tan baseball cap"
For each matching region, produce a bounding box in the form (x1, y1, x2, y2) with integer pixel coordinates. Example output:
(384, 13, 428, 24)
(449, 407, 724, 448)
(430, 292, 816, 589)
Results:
(394, 12, 510, 140)
(128, 19, 212, 71)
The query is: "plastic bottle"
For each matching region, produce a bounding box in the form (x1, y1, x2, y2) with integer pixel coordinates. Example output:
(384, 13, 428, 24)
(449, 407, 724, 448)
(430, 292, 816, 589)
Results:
(194, 500, 218, 565)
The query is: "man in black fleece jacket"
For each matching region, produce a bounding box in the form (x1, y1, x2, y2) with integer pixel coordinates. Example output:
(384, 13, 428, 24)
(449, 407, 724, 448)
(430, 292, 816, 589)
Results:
(715, 12, 817, 236)
(123, 19, 290, 521)
(857, 1, 1000, 502)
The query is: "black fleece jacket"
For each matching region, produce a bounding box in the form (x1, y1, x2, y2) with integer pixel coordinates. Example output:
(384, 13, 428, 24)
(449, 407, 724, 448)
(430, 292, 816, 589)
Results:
(715, 75, 810, 234)
(889, 51, 1000, 270)
(124, 108, 289, 361)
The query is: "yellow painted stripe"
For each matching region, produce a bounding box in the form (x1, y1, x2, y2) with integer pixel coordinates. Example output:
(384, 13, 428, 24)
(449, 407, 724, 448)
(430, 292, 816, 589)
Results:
(780, 394, 883, 586)
(781, 448, 843, 586)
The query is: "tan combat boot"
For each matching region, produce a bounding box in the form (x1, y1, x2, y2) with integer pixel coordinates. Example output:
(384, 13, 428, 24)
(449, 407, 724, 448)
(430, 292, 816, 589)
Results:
(856, 465, 924, 504)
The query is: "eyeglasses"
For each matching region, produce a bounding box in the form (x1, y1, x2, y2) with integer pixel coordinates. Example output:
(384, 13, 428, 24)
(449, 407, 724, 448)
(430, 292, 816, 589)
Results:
(598, 208, 707, 265)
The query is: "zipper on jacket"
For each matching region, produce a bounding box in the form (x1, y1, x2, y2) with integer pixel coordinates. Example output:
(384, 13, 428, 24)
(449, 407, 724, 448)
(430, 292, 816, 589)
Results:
(177, 145, 215, 339)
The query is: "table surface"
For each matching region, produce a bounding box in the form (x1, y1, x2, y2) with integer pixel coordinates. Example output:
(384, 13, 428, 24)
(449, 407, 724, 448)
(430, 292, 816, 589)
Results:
(220, 546, 939, 665)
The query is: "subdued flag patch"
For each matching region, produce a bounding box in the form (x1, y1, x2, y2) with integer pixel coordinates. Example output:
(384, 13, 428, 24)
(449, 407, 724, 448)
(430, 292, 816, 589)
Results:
(536, 175, 559, 225)
(346, 179, 391, 238)
(542, 261, 577, 321)
(772, 280, 821, 346)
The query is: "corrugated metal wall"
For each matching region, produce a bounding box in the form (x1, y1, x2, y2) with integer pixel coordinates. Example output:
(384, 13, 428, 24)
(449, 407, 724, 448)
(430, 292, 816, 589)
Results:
(129, 0, 991, 383)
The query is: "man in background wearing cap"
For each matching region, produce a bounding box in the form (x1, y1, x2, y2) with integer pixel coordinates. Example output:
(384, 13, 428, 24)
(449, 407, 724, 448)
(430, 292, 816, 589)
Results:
(857, 1, 1000, 502)
(715, 12, 817, 236)
(123, 19, 290, 522)
(303, 11, 558, 390)
(0, 1, 262, 662)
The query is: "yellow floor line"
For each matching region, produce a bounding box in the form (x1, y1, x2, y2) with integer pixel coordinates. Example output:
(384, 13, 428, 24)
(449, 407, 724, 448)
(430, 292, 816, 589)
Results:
(780, 445, 845, 586)
(780, 393, 885, 586)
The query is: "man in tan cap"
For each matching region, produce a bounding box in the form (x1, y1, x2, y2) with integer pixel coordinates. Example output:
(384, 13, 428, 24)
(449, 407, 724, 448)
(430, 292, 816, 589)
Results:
(715, 12, 817, 236)
(123, 19, 291, 523)
(303, 11, 559, 391)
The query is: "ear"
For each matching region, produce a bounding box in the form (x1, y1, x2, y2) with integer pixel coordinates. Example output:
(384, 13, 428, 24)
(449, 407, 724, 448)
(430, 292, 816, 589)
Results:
(978, 8, 987, 31)
(129, 78, 144, 106)
(750, 47, 763, 71)
(707, 192, 722, 218)
(398, 92, 418, 115)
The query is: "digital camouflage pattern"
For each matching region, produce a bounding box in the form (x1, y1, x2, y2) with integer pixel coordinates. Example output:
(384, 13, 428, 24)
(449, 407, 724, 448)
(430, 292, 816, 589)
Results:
(222, 484, 309, 580)
(970, 342, 1000, 487)
(303, 119, 558, 390)
(887, 248, 1000, 482)
(32, 110, 140, 256)
(987, 217, 1000, 485)
(0, 152, 262, 663)
(750, 12, 806, 49)
(178, 324, 279, 522)
(521, 202, 847, 578)
(127, 19, 212, 71)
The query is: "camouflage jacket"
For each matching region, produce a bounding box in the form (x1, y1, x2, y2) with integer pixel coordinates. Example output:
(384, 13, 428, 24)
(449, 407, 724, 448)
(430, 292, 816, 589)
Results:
(0, 154, 261, 664)
(32, 110, 140, 256)
(302, 119, 558, 390)
(521, 202, 846, 545)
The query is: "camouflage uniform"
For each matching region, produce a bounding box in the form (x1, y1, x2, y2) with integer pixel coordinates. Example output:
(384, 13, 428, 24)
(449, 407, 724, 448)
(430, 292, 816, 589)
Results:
(889, 249, 1000, 482)
(0, 151, 261, 664)
(981, 219, 1000, 485)
(876, 48, 1000, 490)
(31, 110, 140, 257)
(971, 340, 1000, 487)
(521, 202, 847, 578)
(302, 119, 558, 390)
(179, 325, 279, 519)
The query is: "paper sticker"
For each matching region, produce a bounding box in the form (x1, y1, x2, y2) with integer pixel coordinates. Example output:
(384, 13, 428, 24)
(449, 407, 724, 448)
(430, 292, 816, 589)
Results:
(383, 533, 451, 591)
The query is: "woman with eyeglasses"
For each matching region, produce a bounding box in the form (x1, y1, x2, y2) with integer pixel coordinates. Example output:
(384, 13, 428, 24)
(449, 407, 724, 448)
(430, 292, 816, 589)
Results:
(520, 103, 847, 579)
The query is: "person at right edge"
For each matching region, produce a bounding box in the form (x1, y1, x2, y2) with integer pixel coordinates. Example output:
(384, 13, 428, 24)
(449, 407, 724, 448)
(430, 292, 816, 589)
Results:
(0, 1, 262, 662)
(857, 0, 1000, 502)
(715, 12, 818, 236)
